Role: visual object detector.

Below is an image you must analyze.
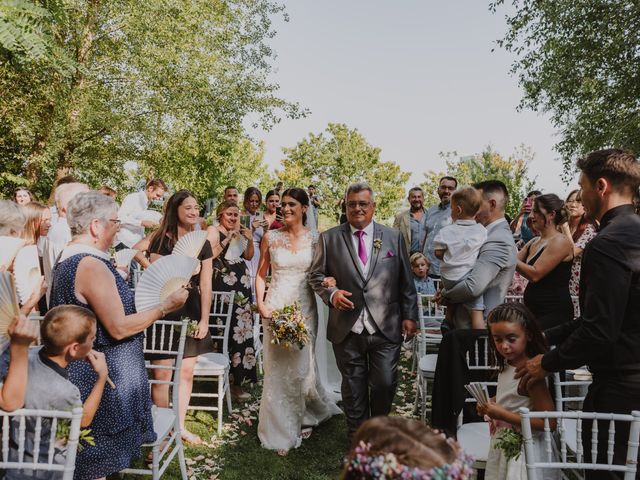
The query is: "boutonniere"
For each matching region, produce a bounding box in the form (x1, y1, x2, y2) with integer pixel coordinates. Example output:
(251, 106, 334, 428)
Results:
(373, 238, 382, 251)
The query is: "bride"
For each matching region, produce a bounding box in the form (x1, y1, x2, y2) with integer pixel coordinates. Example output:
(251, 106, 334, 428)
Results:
(255, 187, 342, 455)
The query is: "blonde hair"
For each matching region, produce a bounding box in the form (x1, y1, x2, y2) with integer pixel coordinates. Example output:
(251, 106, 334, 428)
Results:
(409, 252, 429, 267)
(41, 305, 96, 355)
(451, 186, 482, 217)
(21, 202, 47, 245)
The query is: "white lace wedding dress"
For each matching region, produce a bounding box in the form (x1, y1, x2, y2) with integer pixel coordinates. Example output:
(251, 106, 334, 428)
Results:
(257, 229, 342, 451)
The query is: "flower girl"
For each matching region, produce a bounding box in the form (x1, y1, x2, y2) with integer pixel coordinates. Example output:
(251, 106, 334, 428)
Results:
(479, 302, 558, 479)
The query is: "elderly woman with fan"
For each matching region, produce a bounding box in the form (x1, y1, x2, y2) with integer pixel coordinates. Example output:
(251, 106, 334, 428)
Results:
(144, 189, 214, 445)
(207, 200, 256, 401)
(49, 191, 187, 480)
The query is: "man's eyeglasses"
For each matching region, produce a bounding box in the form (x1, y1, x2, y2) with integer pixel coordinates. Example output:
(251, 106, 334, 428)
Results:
(347, 201, 372, 210)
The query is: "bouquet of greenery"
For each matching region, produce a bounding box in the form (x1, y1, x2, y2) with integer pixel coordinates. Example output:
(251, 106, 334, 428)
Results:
(494, 427, 524, 461)
(268, 303, 310, 350)
(56, 419, 95, 451)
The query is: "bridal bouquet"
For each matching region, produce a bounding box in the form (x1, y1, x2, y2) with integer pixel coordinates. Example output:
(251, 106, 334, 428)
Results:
(268, 303, 310, 350)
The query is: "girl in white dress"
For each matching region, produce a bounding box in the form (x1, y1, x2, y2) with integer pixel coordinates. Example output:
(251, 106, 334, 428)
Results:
(480, 302, 558, 480)
(255, 188, 341, 456)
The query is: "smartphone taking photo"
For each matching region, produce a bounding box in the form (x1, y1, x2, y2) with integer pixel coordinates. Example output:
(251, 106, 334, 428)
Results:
(240, 214, 251, 229)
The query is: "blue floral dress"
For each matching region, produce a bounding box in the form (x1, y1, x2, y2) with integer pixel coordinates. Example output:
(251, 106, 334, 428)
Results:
(50, 253, 155, 480)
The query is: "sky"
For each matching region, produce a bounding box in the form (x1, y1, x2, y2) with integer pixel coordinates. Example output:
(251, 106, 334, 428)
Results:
(249, 0, 576, 197)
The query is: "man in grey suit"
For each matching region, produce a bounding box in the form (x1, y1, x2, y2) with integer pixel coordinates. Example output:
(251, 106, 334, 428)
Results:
(439, 180, 517, 329)
(309, 182, 418, 437)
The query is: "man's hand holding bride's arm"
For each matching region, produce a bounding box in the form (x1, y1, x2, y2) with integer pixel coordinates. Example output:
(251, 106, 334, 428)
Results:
(255, 232, 272, 318)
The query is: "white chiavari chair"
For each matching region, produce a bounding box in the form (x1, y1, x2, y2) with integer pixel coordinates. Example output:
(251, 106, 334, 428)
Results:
(520, 408, 640, 480)
(189, 290, 235, 434)
(0, 407, 83, 480)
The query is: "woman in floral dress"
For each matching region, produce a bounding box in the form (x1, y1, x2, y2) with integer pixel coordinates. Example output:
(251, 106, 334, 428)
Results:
(207, 200, 256, 400)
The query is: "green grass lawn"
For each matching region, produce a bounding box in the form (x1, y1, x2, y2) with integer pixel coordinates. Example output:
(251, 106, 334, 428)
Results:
(117, 348, 418, 480)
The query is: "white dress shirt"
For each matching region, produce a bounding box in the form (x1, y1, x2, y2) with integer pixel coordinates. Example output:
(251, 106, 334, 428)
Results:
(116, 191, 149, 247)
(432, 219, 487, 281)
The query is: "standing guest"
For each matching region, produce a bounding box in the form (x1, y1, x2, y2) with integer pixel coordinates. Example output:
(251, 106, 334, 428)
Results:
(115, 179, 166, 250)
(49, 191, 187, 480)
(410, 253, 436, 295)
(263, 190, 283, 230)
(306, 185, 321, 231)
(516, 194, 574, 330)
(206, 201, 256, 401)
(223, 186, 239, 203)
(274, 181, 284, 197)
(510, 190, 543, 245)
(422, 176, 457, 278)
(561, 189, 597, 299)
(21, 202, 51, 313)
(243, 187, 269, 298)
(99, 185, 117, 199)
(146, 190, 214, 445)
(517, 149, 640, 479)
(47, 175, 77, 226)
(393, 187, 428, 257)
(14, 187, 33, 205)
(439, 181, 517, 329)
(337, 197, 348, 224)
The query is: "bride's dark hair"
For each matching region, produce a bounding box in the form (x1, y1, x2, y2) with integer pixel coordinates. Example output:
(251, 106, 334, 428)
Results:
(281, 187, 309, 226)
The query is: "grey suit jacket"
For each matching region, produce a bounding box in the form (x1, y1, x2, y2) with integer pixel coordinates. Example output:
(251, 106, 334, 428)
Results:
(393, 210, 411, 257)
(309, 222, 418, 344)
(443, 218, 517, 329)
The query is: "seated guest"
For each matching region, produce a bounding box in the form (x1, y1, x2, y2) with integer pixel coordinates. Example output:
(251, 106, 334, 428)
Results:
(14, 187, 33, 206)
(49, 191, 187, 480)
(516, 194, 574, 330)
(0, 314, 39, 412)
(1, 306, 108, 480)
(342, 416, 473, 479)
(410, 253, 436, 295)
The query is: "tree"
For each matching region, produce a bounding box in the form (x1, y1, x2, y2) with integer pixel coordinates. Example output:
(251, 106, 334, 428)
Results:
(0, 0, 304, 201)
(277, 123, 410, 223)
(490, 0, 640, 179)
(420, 146, 537, 220)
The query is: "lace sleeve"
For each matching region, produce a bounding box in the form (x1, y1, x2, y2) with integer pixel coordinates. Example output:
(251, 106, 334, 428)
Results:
(310, 229, 320, 248)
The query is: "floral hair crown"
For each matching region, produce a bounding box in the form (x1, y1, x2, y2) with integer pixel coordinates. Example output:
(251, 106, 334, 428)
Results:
(344, 440, 474, 479)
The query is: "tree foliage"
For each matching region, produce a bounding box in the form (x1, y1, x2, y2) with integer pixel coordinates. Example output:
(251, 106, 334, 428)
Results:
(490, 0, 640, 179)
(0, 0, 303, 201)
(420, 146, 537, 220)
(277, 123, 410, 223)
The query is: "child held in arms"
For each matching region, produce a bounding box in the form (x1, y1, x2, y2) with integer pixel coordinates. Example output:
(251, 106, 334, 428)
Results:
(1, 305, 108, 479)
(433, 186, 487, 329)
(410, 253, 436, 295)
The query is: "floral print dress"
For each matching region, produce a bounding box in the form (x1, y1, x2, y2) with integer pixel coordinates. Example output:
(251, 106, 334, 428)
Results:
(212, 232, 257, 386)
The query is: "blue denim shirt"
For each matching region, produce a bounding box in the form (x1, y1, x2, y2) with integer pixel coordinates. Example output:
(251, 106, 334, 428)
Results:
(422, 202, 452, 276)
(414, 276, 437, 295)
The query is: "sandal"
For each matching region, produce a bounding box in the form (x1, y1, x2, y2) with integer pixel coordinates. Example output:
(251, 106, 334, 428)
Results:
(277, 449, 289, 457)
(301, 427, 312, 440)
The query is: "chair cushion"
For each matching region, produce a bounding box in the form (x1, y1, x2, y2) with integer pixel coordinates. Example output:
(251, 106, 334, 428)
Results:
(457, 422, 490, 462)
(194, 352, 229, 374)
(144, 407, 175, 446)
(419, 354, 438, 374)
(562, 418, 578, 453)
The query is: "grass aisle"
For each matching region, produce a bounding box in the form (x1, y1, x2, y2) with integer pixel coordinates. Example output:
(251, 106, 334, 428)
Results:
(118, 348, 418, 480)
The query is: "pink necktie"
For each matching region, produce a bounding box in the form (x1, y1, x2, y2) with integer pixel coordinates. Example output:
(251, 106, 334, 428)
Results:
(355, 230, 368, 265)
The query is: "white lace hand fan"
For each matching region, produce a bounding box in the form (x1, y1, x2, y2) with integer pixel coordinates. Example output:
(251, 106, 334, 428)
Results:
(13, 245, 42, 304)
(113, 249, 138, 268)
(0, 272, 20, 352)
(134, 254, 198, 312)
(0, 236, 25, 269)
(172, 231, 208, 258)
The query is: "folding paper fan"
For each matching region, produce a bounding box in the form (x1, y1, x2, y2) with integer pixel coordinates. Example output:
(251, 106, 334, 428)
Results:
(13, 245, 42, 304)
(134, 254, 198, 313)
(140, 210, 162, 223)
(0, 272, 20, 338)
(172, 231, 208, 258)
(0, 236, 25, 270)
(113, 249, 138, 268)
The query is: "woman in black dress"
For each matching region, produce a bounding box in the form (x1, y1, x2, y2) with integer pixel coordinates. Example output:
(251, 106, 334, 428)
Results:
(147, 189, 214, 445)
(206, 200, 256, 401)
(516, 194, 574, 330)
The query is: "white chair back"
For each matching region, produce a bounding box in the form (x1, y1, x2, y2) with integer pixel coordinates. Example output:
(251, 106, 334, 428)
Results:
(465, 335, 498, 372)
(504, 295, 524, 303)
(553, 371, 592, 412)
(416, 294, 445, 358)
(520, 408, 640, 480)
(0, 407, 84, 480)
(209, 291, 235, 356)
